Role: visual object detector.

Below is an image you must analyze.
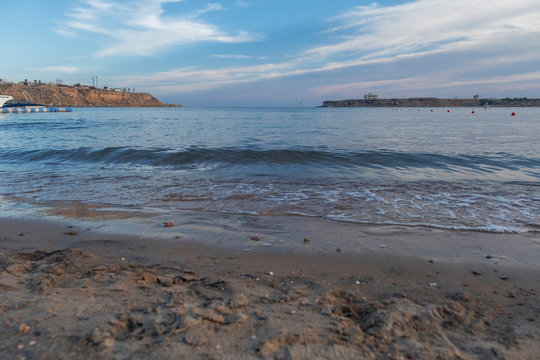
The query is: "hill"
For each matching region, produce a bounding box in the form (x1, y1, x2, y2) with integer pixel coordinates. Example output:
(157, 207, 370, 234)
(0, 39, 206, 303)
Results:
(0, 83, 181, 107)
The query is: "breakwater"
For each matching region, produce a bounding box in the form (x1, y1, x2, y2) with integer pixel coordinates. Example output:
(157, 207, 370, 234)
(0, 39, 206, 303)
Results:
(2, 106, 72, 113)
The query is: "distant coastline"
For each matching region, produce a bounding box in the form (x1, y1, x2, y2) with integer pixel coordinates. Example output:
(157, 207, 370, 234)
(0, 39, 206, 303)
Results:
(0, 82, 181, 108)
(321, 97, 540, 108)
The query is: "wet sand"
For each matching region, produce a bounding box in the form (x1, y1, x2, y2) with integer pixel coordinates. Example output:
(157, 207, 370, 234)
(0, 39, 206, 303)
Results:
(0, 212, 539, 359)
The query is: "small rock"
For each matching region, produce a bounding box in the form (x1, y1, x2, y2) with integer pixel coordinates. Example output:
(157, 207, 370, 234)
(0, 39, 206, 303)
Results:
(378, 244, 386, 248)
(163, 222, 174, 227)
(17, 344, 24, 350)
(336, 247, 342, 253)
(19, 324, 30, 334)
(498, 274, 509, 280)
(228, 293, 250, 308)
(67, 231, 78, 236)
(484, 254, 493, 259)
(471, 270, 482, 276)
(157, 276, 173, 287)
(261, 242, 272, 247)
(429, 282, 438, 287)
(251, 237, 260, 241)
(428, 259, 434, 263)
(303, 237, 310, 243)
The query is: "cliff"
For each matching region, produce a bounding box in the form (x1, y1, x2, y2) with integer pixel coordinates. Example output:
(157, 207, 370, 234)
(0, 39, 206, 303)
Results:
(0, 83, 181, 107)
(321, 97, 540, 107)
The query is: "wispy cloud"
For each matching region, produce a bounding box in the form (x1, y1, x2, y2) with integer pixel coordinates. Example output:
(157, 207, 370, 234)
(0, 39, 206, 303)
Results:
(111, 61, 299, 92)
(92, 0, 540, 98)
(305, 0, 540, 62)
(58, 0, 261, 57)
(210, 54, 252, 59)
(311, 71, 540, 96)
(29, 66, 82, 74)
(210, 54, 267, 60)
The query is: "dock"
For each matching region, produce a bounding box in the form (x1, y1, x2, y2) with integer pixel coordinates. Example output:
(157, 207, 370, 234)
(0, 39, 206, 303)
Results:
(2, 106, 72, 114)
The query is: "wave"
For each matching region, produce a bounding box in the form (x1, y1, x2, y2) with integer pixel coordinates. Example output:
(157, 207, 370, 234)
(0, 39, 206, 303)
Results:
(1, 147, 539, 172)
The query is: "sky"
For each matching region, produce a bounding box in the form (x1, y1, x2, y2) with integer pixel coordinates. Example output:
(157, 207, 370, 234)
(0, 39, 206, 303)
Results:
(2, 0, 540, 106)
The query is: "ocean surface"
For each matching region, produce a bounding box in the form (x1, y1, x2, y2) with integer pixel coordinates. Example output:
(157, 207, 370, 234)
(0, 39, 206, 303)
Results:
(1, 107, 539, 233)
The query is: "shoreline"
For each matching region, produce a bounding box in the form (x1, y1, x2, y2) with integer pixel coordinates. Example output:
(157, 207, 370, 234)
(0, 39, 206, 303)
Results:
(1, 205, 539, 358)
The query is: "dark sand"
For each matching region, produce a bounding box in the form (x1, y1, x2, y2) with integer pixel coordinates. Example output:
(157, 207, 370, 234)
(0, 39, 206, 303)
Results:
(0, 208, 539, 359)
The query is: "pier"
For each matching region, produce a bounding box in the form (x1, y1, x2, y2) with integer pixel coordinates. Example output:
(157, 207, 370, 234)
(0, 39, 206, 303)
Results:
(2, 106, 72, 113)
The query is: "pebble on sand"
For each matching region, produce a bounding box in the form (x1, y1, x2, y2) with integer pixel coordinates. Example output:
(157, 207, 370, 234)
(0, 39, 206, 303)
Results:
(19, 324, 30, 334)
(163, 222, 174, 227)
(303, 237, 310, 243)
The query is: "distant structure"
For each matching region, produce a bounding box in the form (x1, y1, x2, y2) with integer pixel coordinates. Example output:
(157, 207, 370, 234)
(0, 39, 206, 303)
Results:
(364, 93, 379, 100)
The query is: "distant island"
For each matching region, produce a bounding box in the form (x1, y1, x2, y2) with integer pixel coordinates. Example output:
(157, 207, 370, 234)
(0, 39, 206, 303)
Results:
(0, 80, 181, 107)
(321, 95, 540, 108)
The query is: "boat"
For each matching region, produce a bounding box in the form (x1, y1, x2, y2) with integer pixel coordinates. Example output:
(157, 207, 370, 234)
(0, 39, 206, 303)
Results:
(0, 95, 14, 107)
(1, 94, 72, 113)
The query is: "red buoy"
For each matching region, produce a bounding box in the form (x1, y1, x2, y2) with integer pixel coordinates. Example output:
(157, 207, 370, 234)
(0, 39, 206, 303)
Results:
(447, 110, 450, 113)
(430, 109, 433, 112)
(511, 112, 516, 116)
(472, 110, 475, 114)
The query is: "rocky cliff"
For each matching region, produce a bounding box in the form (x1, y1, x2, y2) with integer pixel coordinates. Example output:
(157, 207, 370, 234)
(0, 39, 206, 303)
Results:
(0, 83, 181, 107)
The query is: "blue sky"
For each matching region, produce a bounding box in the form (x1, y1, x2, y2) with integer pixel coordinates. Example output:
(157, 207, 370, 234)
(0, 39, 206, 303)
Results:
(2, 0, 540, 106)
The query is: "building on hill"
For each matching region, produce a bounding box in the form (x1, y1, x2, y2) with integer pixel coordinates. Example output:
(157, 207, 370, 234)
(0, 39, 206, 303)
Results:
(364, 93, 379, 100)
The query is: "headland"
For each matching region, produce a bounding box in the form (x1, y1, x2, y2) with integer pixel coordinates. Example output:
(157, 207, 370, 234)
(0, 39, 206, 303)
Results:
(0, 82, 181, 107)
(321, 97, 540, 107)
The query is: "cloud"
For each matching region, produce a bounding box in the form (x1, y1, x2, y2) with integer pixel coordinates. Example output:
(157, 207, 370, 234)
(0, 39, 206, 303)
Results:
(311, 71, 540, 96)
(29, 66, 82, 74)
(98, 0, 540, 99)
(210, 54, 252, 59)
(305, 0, 540, 63)
(58, 0, 261, 57)
(110, 61, 299, 93)
(210, 54, 268, 60)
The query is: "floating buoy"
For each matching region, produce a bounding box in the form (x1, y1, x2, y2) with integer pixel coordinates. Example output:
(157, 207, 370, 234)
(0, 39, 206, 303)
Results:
(511, 112, 516, 116)
(430, 109, 433, 112)
(472, 110, 475, 114)
(447, 110, 450, 113)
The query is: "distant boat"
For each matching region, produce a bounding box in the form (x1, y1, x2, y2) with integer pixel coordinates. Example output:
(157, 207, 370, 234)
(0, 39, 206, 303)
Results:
(1, 96, 47, 108)
(0, 95, 14, 107)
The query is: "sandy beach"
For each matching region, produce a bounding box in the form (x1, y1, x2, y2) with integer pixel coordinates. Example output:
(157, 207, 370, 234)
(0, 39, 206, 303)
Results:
(1, 209, 538, 359)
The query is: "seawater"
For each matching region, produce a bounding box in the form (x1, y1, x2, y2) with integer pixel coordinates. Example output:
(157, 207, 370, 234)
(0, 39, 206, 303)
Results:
(0, 107, 539, 233)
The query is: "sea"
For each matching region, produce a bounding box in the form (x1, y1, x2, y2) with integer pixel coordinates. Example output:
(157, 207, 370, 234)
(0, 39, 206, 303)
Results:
(0, 107, 539, 234)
